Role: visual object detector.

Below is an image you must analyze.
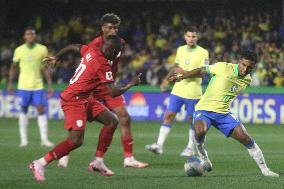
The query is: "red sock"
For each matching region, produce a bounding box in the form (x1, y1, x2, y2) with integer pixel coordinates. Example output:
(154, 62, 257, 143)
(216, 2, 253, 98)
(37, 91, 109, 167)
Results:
(96, 125, 116, 157)
(121, 135, 133, 158)
(44, 138, 76, 164)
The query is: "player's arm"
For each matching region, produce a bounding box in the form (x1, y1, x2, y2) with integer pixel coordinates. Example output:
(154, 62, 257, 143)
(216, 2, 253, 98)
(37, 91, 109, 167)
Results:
(43, 44, 84, 67)
(7, 63, 18, 92)
(106, 73, 142, 97)
(168, 67, 207, 82)
(160, 65, 182, 91)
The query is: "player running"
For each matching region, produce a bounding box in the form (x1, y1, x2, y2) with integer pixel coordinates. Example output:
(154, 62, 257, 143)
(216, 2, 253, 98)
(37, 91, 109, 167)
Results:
(169, 51, 279, 177)
(29, 35, 142, 182)
(45, 13, 148, 168)
(146, 26, 209, 156)
(8, 26, 54, 147)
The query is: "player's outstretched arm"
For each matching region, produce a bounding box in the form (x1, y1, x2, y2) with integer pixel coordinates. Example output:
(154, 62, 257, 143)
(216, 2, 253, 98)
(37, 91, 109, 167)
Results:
(106, 73, 142, 97)
(168, 67, 207, 82)
(43, 44, 82, 67)
(7, 63, 18, 93)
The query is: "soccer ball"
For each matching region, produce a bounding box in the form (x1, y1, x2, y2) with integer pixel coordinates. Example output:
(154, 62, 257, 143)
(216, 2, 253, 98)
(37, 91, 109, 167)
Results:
(184, 156, 204, 176)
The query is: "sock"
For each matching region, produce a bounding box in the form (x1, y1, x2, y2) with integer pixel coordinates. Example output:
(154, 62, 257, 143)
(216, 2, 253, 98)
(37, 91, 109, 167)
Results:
(40, 138, 76, 166)
(96, 125, 116, 157)
(194, 134, 208, 160)
(157, 124, 171, 147)
(38, 114, 48, 142)
(19, 113, 28, 144)
(187, 125, 195, 149)
(121, 135, 133, 158)
(247, 142, 268, 171)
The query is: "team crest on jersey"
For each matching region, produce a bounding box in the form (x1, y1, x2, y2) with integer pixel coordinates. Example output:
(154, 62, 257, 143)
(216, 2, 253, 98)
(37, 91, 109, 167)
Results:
(204, 59, 209, 65)
(108, 60, 113, 66)
(185, 59, 190, 65)
(231, 85, 238, 92)
(106, 71, 113, 80)
(76, 120, 83, 127)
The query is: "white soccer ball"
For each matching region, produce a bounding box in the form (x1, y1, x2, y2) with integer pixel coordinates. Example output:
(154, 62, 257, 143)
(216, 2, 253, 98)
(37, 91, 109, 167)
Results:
(184, 156, 204, 176)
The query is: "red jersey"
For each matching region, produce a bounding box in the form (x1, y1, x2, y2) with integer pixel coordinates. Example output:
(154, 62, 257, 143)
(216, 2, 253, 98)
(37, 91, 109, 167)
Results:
(61, 48, 114, 101)
(80, 35, 125, 99)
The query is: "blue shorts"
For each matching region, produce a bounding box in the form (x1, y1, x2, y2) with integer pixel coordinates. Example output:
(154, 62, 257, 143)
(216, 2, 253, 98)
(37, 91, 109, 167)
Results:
(193, 110, 241, 137)
(167, 94, 199, 116)
(17, 89, 46, 107)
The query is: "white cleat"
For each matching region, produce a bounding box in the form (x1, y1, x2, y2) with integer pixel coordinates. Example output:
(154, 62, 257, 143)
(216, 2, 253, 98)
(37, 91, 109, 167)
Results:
(58, 155, 69, 168)
(202, 158, 213, 172)
(261, 169, 279, 177)
(19, 141, 28, 147)
(41, 140, 54, 147)
(29, 160, 45, 182)
(88, 160, 114, 176)
(145, 143, 163, 155)
(124, 157, 149, 168)
(180, 147, 195, 157)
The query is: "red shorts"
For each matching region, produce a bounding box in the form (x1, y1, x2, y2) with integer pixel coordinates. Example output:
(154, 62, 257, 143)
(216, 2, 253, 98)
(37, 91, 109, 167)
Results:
(61, 98, 89, 131)
(102, 95, 126, 110)
(86, 98, 107, 122)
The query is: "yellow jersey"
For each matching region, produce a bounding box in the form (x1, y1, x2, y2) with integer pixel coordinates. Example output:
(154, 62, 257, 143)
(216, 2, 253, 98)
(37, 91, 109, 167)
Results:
(171, 45, 209, 99)
(13, 43, 48, 90)
(195, 62, 252, 113)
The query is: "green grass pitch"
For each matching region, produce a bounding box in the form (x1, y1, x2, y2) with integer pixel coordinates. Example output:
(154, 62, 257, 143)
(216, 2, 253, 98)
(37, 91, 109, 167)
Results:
(0, 118, 283, 189)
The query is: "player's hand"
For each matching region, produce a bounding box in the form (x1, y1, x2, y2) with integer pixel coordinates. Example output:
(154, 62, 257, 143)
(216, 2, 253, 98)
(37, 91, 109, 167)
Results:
(168, 73, 183, 82)
(43, 56, 57, 68)
(7, 82, 14, 94)
(129, 73, 142, 86)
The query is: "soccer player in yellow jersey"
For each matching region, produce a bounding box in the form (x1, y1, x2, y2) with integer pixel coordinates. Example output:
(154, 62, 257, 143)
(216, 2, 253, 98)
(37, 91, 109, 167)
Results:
(146, 26, 209, 156)
(169, 51, 278, 177)
(8, 27, 54, 147)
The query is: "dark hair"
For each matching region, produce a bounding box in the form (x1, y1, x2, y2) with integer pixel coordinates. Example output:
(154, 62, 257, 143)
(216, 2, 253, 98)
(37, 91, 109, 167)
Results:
(105, 35, 122, 48)
(184, 26, 198, 33)
(100, 13, 121, 26)
(240, 51, 258, 63)
(25, 26, 36, 32)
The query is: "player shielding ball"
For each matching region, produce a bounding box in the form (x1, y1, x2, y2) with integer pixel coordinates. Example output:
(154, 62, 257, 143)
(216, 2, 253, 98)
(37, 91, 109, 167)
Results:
(29, 35, 142, 182)
(169, 51, 279, 177)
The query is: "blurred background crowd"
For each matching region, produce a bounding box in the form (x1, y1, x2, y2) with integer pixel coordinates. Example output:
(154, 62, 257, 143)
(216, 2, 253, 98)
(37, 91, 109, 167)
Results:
(0, 0, 283, 87)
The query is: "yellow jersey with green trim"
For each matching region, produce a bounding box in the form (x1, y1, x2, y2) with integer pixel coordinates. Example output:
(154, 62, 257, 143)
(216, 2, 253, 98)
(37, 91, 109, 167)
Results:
(195, 62, 251, 113)
(13, 43, 48, 90)
(171, 45, 209, 99)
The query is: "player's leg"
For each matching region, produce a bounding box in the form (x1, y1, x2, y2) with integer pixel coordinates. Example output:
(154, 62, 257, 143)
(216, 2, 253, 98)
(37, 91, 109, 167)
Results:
(33, 90, 53, 147)
(29, 100, 88, 181)
(229, 124, 279, 177)
(193, 111, 213, 172)
(180, 99, 199, 157)
(88, 107, 118, 176)
(17, 90, 31, 147)
(145, 94, 182, 154)
(109, 96, 148, 168)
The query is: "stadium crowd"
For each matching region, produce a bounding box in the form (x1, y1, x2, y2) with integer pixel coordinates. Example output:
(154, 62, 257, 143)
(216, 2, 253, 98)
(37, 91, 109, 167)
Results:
(0, 3, 283, 87)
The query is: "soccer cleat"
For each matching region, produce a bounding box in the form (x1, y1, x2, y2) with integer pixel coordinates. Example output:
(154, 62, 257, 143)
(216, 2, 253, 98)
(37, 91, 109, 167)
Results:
(29, 160, 45, 182)
(58, 155, 69, 168)
(180, 147, 195, 157)
(202, 159, 213, 172)
(145, 143, 163, 154)
(124, 157, 149, 168)
(88, 160, 115, 176)
(261, 169, 279, 177)
(19, 141, 28, 147)
(41, 140, 54, 147)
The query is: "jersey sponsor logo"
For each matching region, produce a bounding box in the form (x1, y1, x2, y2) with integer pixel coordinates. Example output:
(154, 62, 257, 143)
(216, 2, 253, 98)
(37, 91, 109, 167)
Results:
(86, 53, 92, 62)
(76, 120, 83, 127)
(185, 59, 190, 65)
(105, 71, 113, 80)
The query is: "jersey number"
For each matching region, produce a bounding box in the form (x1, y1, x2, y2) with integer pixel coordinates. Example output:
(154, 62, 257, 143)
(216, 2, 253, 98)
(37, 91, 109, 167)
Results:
(70, 62, 86, 84)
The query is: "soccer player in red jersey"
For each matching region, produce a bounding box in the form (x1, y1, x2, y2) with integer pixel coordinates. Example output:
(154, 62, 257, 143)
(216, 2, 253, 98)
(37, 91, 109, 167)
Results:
(29, 35, 142, 182)
(45, 13, 148, 168)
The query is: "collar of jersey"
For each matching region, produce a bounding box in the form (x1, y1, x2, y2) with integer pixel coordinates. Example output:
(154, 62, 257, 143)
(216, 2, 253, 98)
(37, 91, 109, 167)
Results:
(25, 43, 36, 50)
(234, 64, 239, 77)
(187, 45, 198, 52)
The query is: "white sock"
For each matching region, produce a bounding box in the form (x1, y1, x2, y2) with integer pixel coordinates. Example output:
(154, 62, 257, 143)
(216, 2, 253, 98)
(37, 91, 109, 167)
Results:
(96, 157, 104, 162)
(39, 157, 47, 166)
(195, 137, 209, 160)
(19, 113, 28, 144)
(157, 125, 171, 147)
(247, 143, 268, 171)
(187, 126, 195, 149)
(38, 114, 48, 142)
